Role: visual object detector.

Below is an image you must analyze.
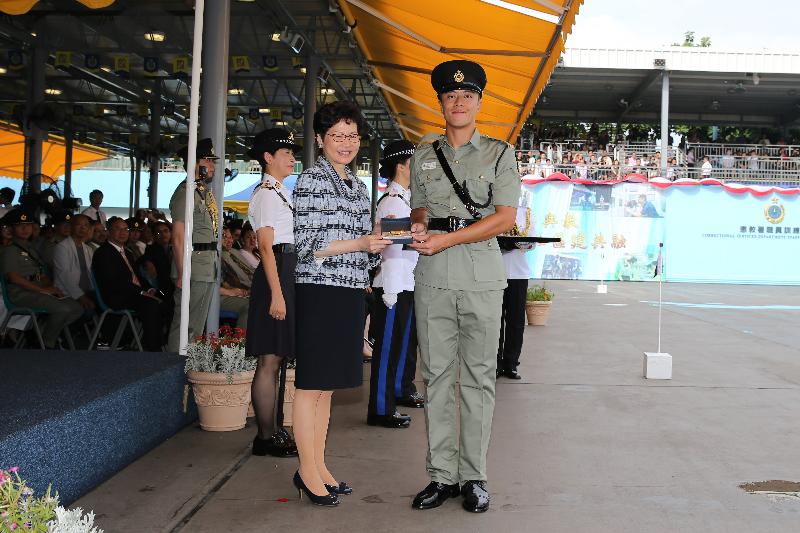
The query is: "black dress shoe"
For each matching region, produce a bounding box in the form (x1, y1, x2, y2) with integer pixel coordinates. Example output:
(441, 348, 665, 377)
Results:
(396, 391, 425, 408)
(461, 480, 490, 513)
(367, 411, 411, 428)
(412, 481, 461, 510)
(252, 429, 298, 457)
(496, 368, 503, 379)
(504, 369, 522, 380)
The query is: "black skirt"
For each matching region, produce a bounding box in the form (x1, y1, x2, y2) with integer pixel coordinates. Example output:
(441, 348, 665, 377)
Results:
(295, 283, 365, 390)
(245, 252, 296, 358)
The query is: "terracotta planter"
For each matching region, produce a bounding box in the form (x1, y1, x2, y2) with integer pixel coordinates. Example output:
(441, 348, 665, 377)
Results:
(187, 370, 255, 432)
(525, 301, 551, 326)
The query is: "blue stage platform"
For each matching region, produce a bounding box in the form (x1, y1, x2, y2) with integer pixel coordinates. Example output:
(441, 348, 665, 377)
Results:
(0, 350, 196, 505)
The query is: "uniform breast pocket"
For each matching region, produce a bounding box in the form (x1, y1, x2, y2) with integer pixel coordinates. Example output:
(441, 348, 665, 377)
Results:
(470, 249, 504, 282)
(422, 175, 451, 206)
(464, 170, 496, 207)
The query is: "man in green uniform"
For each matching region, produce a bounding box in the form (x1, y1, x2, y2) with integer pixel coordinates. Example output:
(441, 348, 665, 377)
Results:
(0, 209, 82, 348)
(167, 138, 220, 352)
(409, 60, 520, 513)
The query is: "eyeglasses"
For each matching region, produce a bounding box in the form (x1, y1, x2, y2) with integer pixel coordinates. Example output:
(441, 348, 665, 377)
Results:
(326, 132, 361, 143)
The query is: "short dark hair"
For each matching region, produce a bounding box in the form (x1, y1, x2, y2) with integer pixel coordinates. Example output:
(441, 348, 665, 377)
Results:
(313, 100, 366, 138)
(0, 187, 15, 202)
(379, 156, 412, 180)
(106, 216, 122, 230)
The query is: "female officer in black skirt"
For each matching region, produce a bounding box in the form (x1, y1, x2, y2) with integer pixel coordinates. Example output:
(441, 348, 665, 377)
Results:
(245, 128, 302, 458)
(292, 101, 391, 506)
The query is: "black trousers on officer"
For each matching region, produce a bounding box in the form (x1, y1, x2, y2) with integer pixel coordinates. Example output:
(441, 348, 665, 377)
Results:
(368, 288, 418, 417)
(497, 279, 528, 373)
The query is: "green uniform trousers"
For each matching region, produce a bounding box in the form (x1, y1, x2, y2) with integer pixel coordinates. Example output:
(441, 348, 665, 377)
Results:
(415, 283, 503, 484)
(167, 281, 215, 352)
(220, 295, 248, 329)
(7, 288, 82, 348)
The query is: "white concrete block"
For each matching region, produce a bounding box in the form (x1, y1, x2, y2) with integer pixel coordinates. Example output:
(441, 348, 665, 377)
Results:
(643, 352, 672, 380)
(596, 284, 608, 294)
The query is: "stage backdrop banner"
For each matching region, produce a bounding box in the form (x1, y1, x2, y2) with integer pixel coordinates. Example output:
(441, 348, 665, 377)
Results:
(523, 180, 800, 284)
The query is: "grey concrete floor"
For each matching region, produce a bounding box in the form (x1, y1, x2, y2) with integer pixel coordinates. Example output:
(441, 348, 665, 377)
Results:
(76, 281, 800, 533)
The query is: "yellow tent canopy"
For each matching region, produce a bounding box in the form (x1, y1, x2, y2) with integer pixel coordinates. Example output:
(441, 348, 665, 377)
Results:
(0, 122, 109, 180)
(0, 0, 114, 15)
(339, 0, 583, 143)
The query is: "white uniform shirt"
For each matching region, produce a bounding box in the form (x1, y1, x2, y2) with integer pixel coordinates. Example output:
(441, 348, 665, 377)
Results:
(501, 206, 534, 280)
(372, 181, 418, 294)
(248, 174, 294, 245)
(81, 206, 107, 225)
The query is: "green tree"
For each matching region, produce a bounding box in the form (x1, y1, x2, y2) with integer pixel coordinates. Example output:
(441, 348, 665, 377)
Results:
(672, 31, 711, 47)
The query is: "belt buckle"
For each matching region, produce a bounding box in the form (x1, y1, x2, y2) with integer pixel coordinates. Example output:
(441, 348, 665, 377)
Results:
(447, 216, 459, 232)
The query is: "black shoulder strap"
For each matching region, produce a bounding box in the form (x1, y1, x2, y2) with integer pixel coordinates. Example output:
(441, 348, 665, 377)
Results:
(432, 140, 483, 220)
(495, 143, 510, 175)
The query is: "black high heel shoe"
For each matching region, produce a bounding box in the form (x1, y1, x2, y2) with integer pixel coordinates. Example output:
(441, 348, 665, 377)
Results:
(325, 481, 353, 495)
(293, 471, 339, 507)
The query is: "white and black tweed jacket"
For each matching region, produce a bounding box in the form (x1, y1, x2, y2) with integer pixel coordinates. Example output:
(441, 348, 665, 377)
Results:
(294, 156, 379, 288)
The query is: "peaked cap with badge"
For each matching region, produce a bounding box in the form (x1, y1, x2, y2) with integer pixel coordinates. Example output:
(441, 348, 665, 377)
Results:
(2, 208, 36, 226)
(431, 59, 487, 96)
(247, 128, 302, 170)
(126, 217, 145, 231)
(176, 137, 219, 170)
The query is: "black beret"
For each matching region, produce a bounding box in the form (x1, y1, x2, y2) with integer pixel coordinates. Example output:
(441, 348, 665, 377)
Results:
(246, 128, 302, 169)
(431, 60, 486, 96)
(177, 137, 219, 164)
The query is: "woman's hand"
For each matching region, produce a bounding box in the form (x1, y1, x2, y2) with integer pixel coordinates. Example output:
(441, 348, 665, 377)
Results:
(269, 291, 287, 320)
(358, 234, 392, 254)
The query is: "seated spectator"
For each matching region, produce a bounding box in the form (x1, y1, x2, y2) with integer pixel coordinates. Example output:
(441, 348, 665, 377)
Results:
(53, 214, 96, 319)
(221, 227, 254, 289)
(0, 209, 82, 349)
(220, 228, 250, 329)
(541, 158, 554, 178)
(39, 211, 72, 276)
(233, 225, 260, 269)
(0, 187, 15, 218)
(88, 220, 107, 252)
(575, 155, 588, 179)
(141, 221, 174, 346)
(91, 216, 171, 352)
(81, 189, 107, 224)
(1, 223, 12, 246)
(228, 218, 244, 249)
(125, 217, 146, 260)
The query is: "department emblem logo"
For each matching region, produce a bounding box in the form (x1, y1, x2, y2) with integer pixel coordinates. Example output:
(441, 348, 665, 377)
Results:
(764, 198, 785, 224)
(20, 214, 27, 221)
(288, 132, 294, 142)
(453, 70, 465, 83)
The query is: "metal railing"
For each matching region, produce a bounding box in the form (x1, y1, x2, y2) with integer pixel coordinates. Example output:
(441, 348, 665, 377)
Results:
(689, 142, 800, 159)
(522, 164, 800, 184)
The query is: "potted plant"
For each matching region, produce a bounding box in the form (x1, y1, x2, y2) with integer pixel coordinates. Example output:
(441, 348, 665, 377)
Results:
(184, 326, 256, 432)
(525, 285, 554, 326)
(0, 467, 103, 532)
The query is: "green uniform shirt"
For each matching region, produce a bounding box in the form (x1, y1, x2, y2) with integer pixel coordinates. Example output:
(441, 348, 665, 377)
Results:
(410, 129, 520, 291)
(169, 179, 218, 282)
(0, 238, 47, 291)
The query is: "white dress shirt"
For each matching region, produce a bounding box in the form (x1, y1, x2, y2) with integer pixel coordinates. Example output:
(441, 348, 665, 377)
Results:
(248, 173, 294, 245)
(502, 206, 534, 280)
(81, 206, 107, 225)
(372, 181, 418, 294)
(53, 237, 95, 299)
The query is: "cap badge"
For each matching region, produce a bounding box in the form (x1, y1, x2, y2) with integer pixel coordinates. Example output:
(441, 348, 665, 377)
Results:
(288, 132, 295, 142)
(20, 214, 27, 221)
(453, 70, 465, 83)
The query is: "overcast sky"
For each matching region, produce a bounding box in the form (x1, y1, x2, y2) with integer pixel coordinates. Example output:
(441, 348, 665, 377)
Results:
(567, 0, 800, 52)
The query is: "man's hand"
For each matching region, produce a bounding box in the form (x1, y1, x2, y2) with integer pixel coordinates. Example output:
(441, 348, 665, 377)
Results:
(409, 233, 452, 256)
(410, 222, 427, 243)
(141, 288, 162, 302)
(78, 294, 95, 310)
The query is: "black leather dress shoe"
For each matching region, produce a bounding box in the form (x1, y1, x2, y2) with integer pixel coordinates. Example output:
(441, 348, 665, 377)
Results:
(396, 391, 425, 408)
(461, 480, 490, 513)
(504, 369, 522, 380)
(412, 481, 461, 510)
(367, 411, 411, 428)
(252, 429, 298, 457)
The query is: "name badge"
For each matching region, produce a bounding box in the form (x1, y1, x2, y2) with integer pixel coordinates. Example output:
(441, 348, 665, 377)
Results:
(421, 161, 437, 170)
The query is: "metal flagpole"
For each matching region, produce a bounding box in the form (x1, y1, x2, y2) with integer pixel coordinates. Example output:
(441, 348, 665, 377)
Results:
(179, 0, 206, 355)
(657, 242, 664, 353)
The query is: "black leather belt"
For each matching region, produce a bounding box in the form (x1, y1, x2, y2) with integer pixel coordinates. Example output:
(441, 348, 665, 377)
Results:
(428, 217, 478, 232)
(193, 242, 218, 251)
(272, 243, 296, 254)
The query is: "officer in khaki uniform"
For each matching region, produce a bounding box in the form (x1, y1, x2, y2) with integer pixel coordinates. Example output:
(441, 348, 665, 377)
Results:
(0, 208, 82, 348)
(409, 60, 520, 513)
(167, 138, 220, 352)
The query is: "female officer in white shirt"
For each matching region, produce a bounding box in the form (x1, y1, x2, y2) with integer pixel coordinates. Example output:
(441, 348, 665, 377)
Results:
(245, 128, 301, 458)
(367, 140, 425, 429)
